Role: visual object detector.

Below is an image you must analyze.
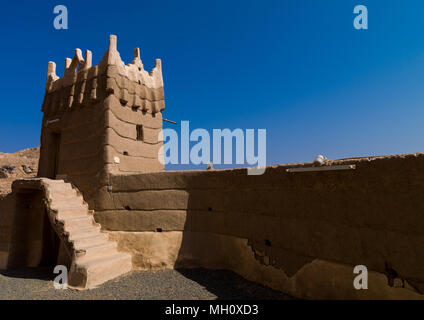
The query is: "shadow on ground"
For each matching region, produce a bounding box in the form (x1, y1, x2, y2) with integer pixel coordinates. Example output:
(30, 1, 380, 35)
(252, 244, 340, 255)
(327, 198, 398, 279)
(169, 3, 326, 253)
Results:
(0, 267, 295, 300)
(176, 268, 294, 300)
(0, 267, 53, 281)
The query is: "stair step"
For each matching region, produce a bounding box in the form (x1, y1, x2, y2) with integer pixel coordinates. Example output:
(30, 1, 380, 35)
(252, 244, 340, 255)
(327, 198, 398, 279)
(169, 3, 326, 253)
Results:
(74, 252, 132, 288)
(72, 233, 109, 248)
(52, 203, 87, 212)
(56, 208, 88, 218)
(49, 190, 78, 198)
(47, 183, 74, 191)
(68, 228, 102, 241)
(67, 225, 102, 238)
(71, 229, 107, 240)
(79, 251, 131, 269)
(54, 197, 83, 205)
(52, 200, 86, 207)
(76, 241, 117, 258)
(59, 213, 89, 221)
(63, 215, 94, 228)
(50, 195, 84, 204)
(52, 205, 88, 214)
(52, 204, 88, 212)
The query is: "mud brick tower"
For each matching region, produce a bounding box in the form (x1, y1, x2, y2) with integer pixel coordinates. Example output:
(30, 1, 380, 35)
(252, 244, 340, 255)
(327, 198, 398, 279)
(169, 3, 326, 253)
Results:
(38, 35, 165, 203)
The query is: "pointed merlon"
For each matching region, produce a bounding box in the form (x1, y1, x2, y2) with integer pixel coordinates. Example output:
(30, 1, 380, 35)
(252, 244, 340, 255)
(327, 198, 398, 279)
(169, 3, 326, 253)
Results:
(131, 47, 144, 70)
(46, 61, 58, 90)
(99, 34, 123, 67)
(47, 61, 56, 77)
(84, 50, 92, 69)
(75, 48, 84, 61)
(69, 48, 84, 71)
(155, 59, 162, 70)
(65, 58, 72, 71)
(134, 48, 140, 60)
(109, 35, 117, 51)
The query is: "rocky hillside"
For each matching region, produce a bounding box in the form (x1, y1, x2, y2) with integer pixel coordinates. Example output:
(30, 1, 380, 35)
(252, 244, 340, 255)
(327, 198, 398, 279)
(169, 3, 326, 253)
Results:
(0, 147, 39, 195)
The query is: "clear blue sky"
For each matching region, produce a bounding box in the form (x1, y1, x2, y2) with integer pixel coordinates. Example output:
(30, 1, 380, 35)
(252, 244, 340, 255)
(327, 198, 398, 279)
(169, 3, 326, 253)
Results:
(1, 0, 424, 168)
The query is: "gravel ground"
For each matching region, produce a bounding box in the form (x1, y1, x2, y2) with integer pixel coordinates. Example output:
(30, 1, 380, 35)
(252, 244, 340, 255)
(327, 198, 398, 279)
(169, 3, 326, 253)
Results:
(0, 267, 294, 300)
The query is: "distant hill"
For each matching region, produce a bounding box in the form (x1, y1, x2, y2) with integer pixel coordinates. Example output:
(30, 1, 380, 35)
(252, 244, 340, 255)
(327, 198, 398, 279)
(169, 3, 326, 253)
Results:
(0, 147, 39, 195)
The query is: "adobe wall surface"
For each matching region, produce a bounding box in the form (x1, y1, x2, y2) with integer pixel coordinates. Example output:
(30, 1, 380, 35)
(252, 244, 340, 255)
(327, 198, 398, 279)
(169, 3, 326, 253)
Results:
(107, 231, 422, 299)
(0, 194, 15, 269)
(0, 190, 56, 270)
(104, 94, 164, 175)
(6, 190, 52, 269)
(38, 100, 107, 203)
(93, 152, 424, 299)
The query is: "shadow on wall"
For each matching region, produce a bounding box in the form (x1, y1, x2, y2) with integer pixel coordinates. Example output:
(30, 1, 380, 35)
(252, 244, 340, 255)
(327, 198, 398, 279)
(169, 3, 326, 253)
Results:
(171, 168, 311, 297)
(173, 167, 315, 282)
(5, 190, 66, 274)
(175, 268, 294, 300)
(0, 194, 15, 269)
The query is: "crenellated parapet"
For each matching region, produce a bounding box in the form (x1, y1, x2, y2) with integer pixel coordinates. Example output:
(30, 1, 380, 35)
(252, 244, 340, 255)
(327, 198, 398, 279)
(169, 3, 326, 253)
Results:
(42, 35, 165, 117)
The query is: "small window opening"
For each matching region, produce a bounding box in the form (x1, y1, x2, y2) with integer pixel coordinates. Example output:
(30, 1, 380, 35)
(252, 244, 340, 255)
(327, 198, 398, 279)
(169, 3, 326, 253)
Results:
(136, 125, 144, 141)
(123, 151, 129, 156)
(265, 239, 271, 247)
(124, 206, 131, 210)
(156, 228, 163, 232)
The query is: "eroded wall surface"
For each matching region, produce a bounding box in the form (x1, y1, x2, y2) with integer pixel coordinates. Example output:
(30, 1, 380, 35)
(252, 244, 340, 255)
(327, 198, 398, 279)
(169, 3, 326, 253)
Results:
(93, 153, 424, 299)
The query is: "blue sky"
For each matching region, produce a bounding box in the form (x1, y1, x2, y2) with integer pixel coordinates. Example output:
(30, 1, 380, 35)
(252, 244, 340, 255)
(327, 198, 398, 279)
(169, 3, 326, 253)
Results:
(1, 0, 424, 169)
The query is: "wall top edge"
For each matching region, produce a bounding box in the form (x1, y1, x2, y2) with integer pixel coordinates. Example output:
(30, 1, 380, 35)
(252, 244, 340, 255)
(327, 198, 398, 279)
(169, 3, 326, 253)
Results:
(45, 35, 163, 93)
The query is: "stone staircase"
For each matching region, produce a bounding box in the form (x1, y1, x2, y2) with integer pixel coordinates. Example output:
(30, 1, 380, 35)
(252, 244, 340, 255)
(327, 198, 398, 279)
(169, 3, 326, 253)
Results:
(12, 178, 132, 289)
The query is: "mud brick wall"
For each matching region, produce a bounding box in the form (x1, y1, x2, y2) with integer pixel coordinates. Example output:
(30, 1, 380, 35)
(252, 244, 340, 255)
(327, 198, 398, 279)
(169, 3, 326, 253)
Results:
(93, 153, 424, 294)
(103, 94, 164, 175)
(0, 194, 15, 269)
(38, 100, 107, 203)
